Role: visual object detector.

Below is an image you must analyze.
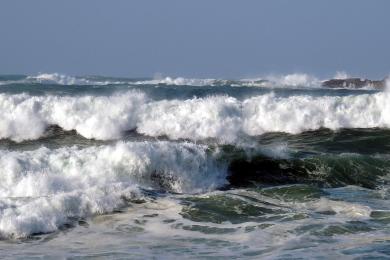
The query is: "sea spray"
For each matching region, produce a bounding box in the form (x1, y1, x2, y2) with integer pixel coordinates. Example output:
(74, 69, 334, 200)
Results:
(2, 90, 390, 142)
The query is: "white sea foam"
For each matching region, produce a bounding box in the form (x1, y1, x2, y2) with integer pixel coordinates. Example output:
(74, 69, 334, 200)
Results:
(239, 73, 321, 88)
(303, 198, 372, 219)
(24, 73, 124, 85)
(2, 90, 390, 142)
(0, 141, 226, 238)
(138, 91, 390, 142)
(26, 73, 93, 85)
(135, 74, 321, 88)
(137, 96, 243, 142)
(333, 71, 350, 80)
(135, 76, 217, 86)
(263, 73, 321, 87)
(0, 91, 147, 141)
(386, 77, 390, 91)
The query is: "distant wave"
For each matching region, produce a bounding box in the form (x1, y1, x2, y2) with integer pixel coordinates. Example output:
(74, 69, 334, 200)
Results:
(1, 72, 386, 89)
(27, 73, 93, 85)
(135, 77, 218, 87)
(2, 89, 390, 142)
(243, 73, 321, 88)
(133, 73, 321, 88)
(0, 73, 126, 86)
(108, 73, 386, 89)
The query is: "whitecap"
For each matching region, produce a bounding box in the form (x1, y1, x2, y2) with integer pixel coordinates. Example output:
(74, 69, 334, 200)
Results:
(0, 141, 226, 238)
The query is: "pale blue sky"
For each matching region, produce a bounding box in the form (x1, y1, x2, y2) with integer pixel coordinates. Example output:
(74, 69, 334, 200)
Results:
(0, 0, 389, 78)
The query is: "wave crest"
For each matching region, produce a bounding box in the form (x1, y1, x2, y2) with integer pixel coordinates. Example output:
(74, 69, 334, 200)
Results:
(27, 73, 92, 85)
(2, 90, 390, 142)
(0, 141, 225, 238)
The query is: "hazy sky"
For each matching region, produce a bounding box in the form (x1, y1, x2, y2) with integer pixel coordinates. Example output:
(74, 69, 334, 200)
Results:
(0, 0, 389, 78)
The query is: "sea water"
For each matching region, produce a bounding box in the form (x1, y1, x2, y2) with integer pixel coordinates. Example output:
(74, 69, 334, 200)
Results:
(0, 73, 389, 259)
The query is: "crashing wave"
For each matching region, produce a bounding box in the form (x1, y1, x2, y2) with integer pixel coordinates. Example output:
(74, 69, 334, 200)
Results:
(243, 73, 321, 88)
(2, 90, 390, 142)
(0, 91, 147, 141)
(0, 141, 225, 238)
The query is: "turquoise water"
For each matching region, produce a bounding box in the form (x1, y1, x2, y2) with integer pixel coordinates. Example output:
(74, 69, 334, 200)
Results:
(0, 73, 389, 259)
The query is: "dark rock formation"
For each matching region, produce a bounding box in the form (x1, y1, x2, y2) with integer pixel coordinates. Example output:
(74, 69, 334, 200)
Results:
(321, 78, 386, 89)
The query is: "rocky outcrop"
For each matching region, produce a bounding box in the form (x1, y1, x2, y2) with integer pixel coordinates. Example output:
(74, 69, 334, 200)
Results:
(321, 78, 386, 89)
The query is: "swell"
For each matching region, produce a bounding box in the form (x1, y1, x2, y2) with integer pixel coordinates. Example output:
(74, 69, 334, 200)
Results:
(227, 153, 390, 189)
(2, 90, 390, 142)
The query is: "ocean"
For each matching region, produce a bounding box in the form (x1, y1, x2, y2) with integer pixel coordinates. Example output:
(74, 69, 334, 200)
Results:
(0, 73, 389, 259)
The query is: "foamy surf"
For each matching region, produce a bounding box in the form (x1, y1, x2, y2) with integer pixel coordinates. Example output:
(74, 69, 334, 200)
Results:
(0, 73, 389, 259)
(0, 141, 226, 238)
(1, 88, 390, 142)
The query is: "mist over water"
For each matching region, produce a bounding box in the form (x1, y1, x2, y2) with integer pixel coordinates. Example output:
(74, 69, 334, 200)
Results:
(0, 73, 389, 258)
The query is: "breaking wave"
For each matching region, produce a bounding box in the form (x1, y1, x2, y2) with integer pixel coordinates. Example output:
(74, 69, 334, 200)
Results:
(244, 73, 321, 88)
(27, 73, 94, 85)
(1, 72, 390, 258)
(0, 141, 225, 238)
(0, 91, 147, 141)
(1, 141, 388, 238)
(2, 89, 390, 142)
